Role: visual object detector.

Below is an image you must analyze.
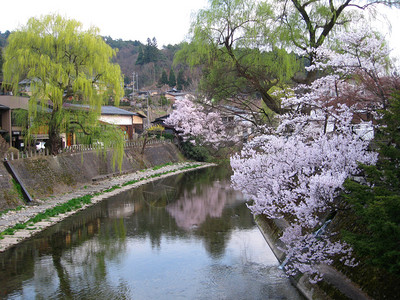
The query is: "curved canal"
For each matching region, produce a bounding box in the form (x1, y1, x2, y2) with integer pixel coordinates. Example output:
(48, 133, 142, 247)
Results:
(0, 165, 303, 299)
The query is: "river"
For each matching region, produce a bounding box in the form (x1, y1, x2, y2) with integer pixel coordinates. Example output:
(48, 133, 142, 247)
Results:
(0, 165, 303, 299)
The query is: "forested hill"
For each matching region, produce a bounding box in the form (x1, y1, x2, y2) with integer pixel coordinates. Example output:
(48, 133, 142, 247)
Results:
(103, 36, 194, 91)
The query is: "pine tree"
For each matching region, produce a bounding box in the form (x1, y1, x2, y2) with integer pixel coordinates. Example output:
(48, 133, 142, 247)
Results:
(136, 46, 144, 65)
(177, 69, 186, 90)
(168, 68, 176, 88)
(159, 69, 168, 86)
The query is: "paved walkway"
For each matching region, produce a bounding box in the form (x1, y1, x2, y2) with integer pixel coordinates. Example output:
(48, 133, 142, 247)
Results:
(0, 162, 215, 252)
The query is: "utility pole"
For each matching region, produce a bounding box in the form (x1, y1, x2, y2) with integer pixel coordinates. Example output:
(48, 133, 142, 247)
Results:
(147, 92, 150, 128)
(132, 72, 136, 99)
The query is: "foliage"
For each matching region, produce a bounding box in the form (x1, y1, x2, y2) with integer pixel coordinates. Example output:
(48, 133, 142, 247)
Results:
(342, 92, 400, 276)
(180, 140, 211, 162)
(103, 36, 141, 50)
(176, 0, 301, 115)
(176, 69, 187, 90)
(136, 37, 160, 65)
(147, 124, 165, 136)
(3, 14, 125, 169)
(159, 95, 169, 106)
(11, 179, 24, 201)
(168, 68, 176, 87)
(158, 69, 169, 86)
(176, 0, 399, 119)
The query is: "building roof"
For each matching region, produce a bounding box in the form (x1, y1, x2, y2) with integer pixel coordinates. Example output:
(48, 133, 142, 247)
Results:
(64, 103, 139, 116)
(101, 106, 135, 116)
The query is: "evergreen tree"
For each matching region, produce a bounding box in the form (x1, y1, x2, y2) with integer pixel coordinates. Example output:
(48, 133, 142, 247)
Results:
(168, 68, 176, 88)
(136, 46, 144, 65)
(144, 38, 152, 63)
(177, 69, 186, 90)
(152, 37, 158, 49)
(343, 91, 400, 276)
(159, 69, 168, 86)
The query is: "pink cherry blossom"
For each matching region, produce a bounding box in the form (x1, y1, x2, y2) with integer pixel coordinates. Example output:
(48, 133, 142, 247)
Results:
(231, 27, 392, 281)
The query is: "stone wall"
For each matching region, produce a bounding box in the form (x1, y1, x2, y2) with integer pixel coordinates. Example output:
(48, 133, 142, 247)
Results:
(0, 163, 25, 211)
(0, 143, 184, 206)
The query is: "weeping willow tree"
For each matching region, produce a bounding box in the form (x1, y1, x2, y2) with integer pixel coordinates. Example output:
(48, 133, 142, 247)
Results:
(3, 14, 124, 168)
(175, 0, 301, 119)
(176, 0, 400, 120)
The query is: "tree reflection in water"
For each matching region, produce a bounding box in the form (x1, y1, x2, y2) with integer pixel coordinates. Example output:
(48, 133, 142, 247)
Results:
(0, 165, 303, 300)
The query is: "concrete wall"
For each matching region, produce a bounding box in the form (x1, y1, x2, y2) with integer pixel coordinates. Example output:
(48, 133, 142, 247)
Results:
(0, 143, 184, 205)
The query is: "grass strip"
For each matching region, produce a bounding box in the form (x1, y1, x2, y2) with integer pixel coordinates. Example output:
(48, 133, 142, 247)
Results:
(0, 194, 93, 239)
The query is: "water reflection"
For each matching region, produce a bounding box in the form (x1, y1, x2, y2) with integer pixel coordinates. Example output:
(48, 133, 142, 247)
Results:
(0, 166, 303, 299)
(167, 180, 237, 230)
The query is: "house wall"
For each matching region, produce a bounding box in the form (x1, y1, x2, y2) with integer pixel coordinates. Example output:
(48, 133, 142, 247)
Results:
(99, 115, 132, 125)
(0, 96, 29, 109)
(132, 115, 143, 125)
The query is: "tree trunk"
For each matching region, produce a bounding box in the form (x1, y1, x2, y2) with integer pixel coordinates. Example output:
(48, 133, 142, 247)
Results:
(48, 108, 63, 155)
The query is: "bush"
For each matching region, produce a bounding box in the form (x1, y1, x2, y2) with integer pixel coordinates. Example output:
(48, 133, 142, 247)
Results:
(180, 141, 211, 162)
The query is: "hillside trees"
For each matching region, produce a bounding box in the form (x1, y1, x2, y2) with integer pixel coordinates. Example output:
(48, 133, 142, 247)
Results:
(3, 14, 125, 167)
(158, 69, 169, 86)
(136, 37, 160, 65)
(168, 68, 176, 88)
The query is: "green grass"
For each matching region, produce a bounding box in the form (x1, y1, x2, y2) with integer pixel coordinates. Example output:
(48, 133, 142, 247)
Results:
(152, 162, 173, 171)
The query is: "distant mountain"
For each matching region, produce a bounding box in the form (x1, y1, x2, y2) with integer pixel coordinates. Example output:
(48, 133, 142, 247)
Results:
(103, 36, 195, 91)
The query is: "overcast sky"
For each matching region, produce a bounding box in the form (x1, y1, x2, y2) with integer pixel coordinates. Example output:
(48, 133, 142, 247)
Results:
(0, 0, 209, 47)
(0, 0, 399, 59)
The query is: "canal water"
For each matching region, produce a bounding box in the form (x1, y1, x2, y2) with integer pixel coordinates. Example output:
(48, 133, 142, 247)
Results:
(0, 165, 303, 299)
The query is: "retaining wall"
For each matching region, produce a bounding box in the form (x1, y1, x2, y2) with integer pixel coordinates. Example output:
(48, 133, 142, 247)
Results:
(0, 142, 184, 206)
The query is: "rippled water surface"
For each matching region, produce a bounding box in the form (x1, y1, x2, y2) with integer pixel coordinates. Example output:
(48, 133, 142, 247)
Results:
(0, 166, 303, 299)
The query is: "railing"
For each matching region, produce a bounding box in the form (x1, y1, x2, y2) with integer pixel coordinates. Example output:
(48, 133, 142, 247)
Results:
(3, 139, 172, 161)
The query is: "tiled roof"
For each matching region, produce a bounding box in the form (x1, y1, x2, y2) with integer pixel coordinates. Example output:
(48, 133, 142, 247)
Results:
(64, 103, 136, 116)
(101, 106, 135, 116)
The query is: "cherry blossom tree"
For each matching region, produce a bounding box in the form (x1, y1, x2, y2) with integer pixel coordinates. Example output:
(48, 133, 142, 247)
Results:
(230, 26, 395, 282)
(165, 95, 230, 147)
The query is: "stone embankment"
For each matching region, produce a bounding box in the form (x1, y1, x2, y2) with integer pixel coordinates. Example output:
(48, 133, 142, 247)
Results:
(255, 215, 372, 300)
(0, 142, 183, 210)
(0, 162, 215, 252)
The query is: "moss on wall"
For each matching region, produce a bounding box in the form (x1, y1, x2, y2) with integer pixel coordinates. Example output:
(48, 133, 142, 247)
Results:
(0, 164, 25, 211)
